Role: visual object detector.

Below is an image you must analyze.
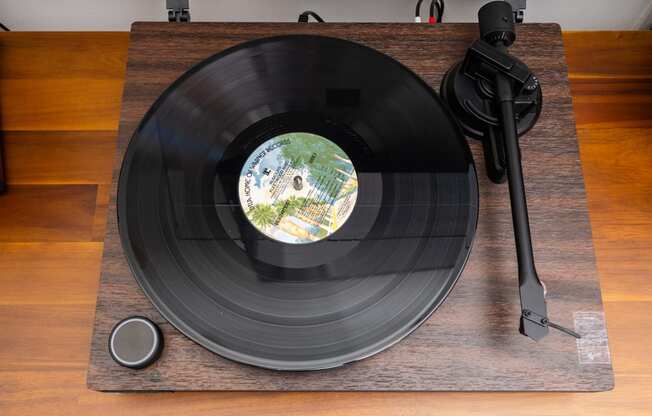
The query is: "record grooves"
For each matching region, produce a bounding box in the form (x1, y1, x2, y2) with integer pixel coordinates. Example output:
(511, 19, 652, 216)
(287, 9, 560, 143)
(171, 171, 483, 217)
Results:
(118, 35, 478, 370)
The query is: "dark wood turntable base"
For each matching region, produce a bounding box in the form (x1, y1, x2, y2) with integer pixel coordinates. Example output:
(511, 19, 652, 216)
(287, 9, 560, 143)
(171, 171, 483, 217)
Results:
(87, 22, 613, 391)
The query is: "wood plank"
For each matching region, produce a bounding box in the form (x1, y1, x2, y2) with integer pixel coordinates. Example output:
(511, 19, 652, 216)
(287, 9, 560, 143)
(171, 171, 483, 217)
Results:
(2, 131, 116, 185)
(0, 242, 103, 305)
(567, 32, 652, 306)
(580, 128, 652, 239)
(0, 32, 128, 132)
(602, 301, 652, 377)
(0, 32, 129, 80)
(91, 184, 110, 241)
(576, 128, 652, 301)
(0, 78, 125, 131)
(0, 304, 95, 372)
(564, 31, 652, 129)
(570, 79, 652, 129)
(0, 185, 98, 242)
(563, 31, 652, 78)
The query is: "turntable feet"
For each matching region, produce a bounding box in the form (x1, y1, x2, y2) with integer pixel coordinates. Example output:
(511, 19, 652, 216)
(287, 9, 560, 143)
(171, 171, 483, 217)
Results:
(109, 316, 163, 369)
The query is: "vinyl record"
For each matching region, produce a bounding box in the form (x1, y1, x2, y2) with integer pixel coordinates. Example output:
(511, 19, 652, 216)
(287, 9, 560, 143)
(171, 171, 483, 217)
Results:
(118, 35, 478, 370)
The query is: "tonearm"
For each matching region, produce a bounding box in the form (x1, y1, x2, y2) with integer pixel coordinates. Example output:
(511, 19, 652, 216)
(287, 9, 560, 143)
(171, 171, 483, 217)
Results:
(441, 1, 580, 341)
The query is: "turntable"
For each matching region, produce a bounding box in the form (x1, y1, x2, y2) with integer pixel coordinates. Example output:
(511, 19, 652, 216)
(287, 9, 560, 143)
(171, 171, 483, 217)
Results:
(88, 2, 613, 391)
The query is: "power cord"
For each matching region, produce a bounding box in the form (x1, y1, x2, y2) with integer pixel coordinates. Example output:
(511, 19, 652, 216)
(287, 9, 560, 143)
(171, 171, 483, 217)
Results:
(298, 11, 325, 23)
(415, 0, 425, 22)
(0, 22, 10, 31)
(429, 0, 445, 23)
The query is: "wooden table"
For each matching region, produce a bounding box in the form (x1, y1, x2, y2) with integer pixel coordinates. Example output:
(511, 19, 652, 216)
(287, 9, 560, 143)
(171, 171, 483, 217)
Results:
(0, 30, 650, 415)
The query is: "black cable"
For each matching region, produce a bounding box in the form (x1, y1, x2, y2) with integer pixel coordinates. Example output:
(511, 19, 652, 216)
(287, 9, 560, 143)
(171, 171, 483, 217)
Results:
(427, 0, 444, 23)
(415, 0, 425, 18)
(298, 11, 325, 23)
(0, 22, 10, 31)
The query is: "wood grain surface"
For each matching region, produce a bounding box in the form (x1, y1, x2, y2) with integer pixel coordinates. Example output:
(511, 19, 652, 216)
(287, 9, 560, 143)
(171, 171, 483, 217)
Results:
(0, 28, 650, 413)
(83, 22, 611, 391)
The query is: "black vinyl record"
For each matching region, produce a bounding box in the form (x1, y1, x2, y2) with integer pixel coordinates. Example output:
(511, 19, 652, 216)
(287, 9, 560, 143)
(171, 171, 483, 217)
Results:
(118, 35, 478, 370)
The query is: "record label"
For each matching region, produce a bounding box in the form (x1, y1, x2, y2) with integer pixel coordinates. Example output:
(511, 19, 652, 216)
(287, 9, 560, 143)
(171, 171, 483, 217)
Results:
(238, 132, 358, 244)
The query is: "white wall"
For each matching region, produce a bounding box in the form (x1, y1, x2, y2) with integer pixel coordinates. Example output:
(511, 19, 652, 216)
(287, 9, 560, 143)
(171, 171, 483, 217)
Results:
(0, 0, 651, 31)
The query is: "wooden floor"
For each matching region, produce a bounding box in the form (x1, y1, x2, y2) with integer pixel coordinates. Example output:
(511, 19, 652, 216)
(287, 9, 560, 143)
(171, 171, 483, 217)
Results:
(0, 30, 650, 415)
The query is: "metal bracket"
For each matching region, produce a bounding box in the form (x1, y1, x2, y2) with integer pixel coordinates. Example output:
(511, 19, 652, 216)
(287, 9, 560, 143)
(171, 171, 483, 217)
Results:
(505, 0, 526, 23)
(167, 0, 190, 22)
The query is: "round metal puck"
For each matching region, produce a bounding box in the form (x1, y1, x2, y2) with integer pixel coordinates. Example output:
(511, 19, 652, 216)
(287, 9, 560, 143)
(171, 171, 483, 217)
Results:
(109, 316, 163, 369)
